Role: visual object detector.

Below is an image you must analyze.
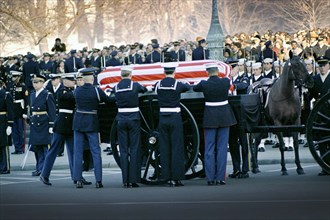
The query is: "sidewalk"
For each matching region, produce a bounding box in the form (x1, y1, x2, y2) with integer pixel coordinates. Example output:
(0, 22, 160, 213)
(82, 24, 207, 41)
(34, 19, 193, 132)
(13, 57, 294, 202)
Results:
(7, 142, 316, 172)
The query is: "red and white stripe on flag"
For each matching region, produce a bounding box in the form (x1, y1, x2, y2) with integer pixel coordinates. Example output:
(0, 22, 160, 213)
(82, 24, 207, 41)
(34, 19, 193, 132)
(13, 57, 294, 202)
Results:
(98, 60, 232, 90)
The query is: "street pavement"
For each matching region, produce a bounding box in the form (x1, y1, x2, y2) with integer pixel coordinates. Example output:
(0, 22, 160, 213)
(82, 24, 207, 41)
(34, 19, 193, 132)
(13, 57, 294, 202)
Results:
(6, 141, 316, 172)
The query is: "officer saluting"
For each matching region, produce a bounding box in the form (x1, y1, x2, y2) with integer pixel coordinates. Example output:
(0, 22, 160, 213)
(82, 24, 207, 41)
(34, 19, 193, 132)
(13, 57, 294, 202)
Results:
(192, 37, 210, 60)
(28, 74, 56, 176)
(72, 68, 113, 188)
(113, 66, 147, 188)
(0, 77, 14, 174)
(154, 63, 190, 187)
(193, 63, 237, 185)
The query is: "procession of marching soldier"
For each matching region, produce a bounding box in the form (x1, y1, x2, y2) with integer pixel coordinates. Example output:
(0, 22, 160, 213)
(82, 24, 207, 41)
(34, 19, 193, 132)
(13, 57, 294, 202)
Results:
(0, 28, 330, 188)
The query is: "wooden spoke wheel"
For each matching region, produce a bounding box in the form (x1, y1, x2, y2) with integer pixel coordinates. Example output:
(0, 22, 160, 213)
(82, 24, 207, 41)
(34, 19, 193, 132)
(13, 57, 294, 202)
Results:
(110, 94, 200, 185)
(306, 92, 330, 174)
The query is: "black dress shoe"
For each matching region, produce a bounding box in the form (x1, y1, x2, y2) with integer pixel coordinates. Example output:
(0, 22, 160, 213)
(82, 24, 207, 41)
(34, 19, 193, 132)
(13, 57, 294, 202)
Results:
(103, 147, 111, 152)
(1, 170, 10, 174)
(167, 180, 175, 187)
(228, 171, 241, 178)
(76, 181, 83, 188)
(123, 183, 130, 188)
(216, 181, 226, 185)
(96, 181, 103, 188)
(148, 173, 157, 180)
(40, 176, 52, 186)
(174, 180, 184, 187)
(57, 153, 64, 157)
(32, 170, 41, 176)
(131, 183, 139, 188)
(318, 170, 330, 176)
(207, 181, 215, 186)
(239, 172, 249, 179)
(81, 178, 92, 185)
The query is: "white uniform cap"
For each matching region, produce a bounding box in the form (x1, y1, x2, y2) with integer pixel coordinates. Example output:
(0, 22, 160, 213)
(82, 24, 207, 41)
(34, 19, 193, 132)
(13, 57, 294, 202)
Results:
(238, 58, 246, 65)
(245, 60, 256, 66)
(204, 63, 218, 69)
(273, 60, 280, 67)
(304, 59, 313, 65)
(121, 66, 134, 72)
(161, 62, 179, 68)
(264, 58, 273, 63)
(49, 73, 62, 79)
(252, 62, 262, 69)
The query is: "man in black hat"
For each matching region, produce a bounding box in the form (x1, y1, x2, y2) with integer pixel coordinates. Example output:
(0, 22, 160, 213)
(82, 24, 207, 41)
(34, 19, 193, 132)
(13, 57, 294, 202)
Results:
(308, 56, 330, 176)
(0, 77, 14, 174)
(6, 71, 28, 154)
(192, 37, 209, 60)
(22, 54, 40, 92)
(154, 63, 190, 187)
(145, 44, 162, 63)
(72, 68, 113, 188)
(51, 38, 66, 53)
(28, 74, 56, 176)
(313, 35, 329, 58)
(259, 41, 277, 62)
(64, 50, 84, 73)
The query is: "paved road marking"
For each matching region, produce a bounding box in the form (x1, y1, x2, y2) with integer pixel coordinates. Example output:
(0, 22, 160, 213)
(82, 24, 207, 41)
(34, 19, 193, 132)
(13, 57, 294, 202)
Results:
(265, 164, 319, 172)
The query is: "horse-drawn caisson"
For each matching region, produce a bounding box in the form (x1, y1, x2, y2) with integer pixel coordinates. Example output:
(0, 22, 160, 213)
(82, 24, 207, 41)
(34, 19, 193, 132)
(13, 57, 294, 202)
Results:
(98, 56, 330, 184)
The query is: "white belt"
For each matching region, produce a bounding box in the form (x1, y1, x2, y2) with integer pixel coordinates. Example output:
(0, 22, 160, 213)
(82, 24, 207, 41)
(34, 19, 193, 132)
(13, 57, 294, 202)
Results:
(118, 107, 139, 113)
(59, 109, 73, 114)
(14, 99, 24, 103)
(77, 110, 97, 114)
(160, 107, 181, 113)
(205, 100, 228, 106)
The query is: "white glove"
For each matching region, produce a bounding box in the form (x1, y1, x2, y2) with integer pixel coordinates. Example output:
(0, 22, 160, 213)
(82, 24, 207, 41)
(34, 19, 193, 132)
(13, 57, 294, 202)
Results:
(49, 127, 53, 134)
(105, 88, 111, 96)
(22, 114, 28, 119)
(6, 126, 12, 136)
(146, 85, 153, 92)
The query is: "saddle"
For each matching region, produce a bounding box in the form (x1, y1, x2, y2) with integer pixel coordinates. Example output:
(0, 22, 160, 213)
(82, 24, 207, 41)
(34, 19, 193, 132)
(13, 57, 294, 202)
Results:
(247, 78, 278, 108)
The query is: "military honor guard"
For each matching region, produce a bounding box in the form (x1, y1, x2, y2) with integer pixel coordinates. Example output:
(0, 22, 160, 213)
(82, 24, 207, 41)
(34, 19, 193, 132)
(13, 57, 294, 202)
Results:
(72, 68, 113, 188)
(124, 45, 143, 65)
(64, 50, 84, 73)
(39, 53, 56, 77)
(0, 77, 14, 174)
(113, 66, 147, 188)
(40, 73, 91, 186)
(193, 63, 237, 185)
(154, 63, 190, 187)
(263, 58, 274, 79)
(22, 53, 40, 92)
(106, 51, 122, 67)
(169, 41, 186, 62)
(6, 71, 28, 154)
(252, 62, 264, 83)
(192, 37, 209, 60)
(145, 43, 162, 63)
(28, 74, 56, 176)
(228, 63, 250, 178)
(308, 56, 330, 176)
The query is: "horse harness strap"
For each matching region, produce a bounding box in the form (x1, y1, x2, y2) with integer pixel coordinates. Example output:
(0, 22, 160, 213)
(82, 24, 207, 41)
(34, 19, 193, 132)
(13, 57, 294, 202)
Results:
(205, 101, 228, 106)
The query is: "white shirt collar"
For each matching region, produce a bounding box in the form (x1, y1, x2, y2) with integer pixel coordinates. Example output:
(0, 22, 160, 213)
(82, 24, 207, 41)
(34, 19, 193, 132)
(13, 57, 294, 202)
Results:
(36, 88, 44, 97)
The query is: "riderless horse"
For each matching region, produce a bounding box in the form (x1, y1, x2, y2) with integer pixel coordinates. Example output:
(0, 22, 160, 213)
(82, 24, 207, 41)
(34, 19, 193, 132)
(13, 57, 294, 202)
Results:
(249, 52, 314, 175)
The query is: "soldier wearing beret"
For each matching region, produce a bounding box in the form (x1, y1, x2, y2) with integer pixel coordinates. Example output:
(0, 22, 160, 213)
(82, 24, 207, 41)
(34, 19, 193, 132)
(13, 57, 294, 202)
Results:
(28, 74, 56, 176)
(0, 77, 14, 174)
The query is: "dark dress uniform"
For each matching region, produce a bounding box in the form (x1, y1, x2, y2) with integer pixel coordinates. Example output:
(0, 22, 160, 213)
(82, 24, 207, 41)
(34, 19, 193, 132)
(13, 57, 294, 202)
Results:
(192, 46, 210, 60)
(64, 55, 84, 73)
(193, 71, 237, 184)
(263, 69, 274, 79)
(169, 49, 186, 62)
(229, 74, 250, 178)
(41, 81, 76, 184)
(308, 57, 330, 175)
(29, 88, 56, 175)
(22, 56, 40, 91)
(124, 53, 143, 65)
(0, 88, 14, 174)
(113, 76, 147, 186)
(154, 73, 190, 184)
(106, 58, 121, 67)
(145, 51, 161, 63)
(6, 77, 28, 154)
(72, 71, 113, 187)
(39, 60, 56, 76)
(252, 75, 264, 83)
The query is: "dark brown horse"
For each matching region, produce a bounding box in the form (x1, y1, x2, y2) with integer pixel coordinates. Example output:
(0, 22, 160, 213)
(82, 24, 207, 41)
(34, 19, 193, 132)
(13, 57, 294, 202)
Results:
(250, 53, 314, 175)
